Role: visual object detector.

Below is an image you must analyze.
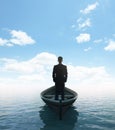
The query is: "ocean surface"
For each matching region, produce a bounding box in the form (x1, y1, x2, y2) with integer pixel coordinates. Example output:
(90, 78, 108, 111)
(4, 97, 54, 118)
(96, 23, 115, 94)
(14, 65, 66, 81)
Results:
(0, 88, 115, 130)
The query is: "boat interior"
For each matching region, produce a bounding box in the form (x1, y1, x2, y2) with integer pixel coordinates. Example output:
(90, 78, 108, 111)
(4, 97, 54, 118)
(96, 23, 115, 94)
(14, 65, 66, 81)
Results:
(43, 87, 75, 100)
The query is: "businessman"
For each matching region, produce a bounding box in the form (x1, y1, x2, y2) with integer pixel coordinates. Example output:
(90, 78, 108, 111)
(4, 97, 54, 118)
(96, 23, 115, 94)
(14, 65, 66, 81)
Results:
(52, 56, 68, 100)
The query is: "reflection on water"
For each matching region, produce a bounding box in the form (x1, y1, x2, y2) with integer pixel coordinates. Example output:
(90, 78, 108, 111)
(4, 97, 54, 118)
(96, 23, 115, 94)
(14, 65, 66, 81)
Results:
(39, 105, 79, 130)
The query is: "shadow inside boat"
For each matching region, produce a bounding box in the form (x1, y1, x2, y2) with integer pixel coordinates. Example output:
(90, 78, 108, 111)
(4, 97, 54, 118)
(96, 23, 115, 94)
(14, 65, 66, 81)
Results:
(39, 105, 79, 130)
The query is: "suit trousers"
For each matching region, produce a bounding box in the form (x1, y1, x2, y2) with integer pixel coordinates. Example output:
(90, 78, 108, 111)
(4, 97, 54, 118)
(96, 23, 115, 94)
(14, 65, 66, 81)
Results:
(55, 82, 65, 100)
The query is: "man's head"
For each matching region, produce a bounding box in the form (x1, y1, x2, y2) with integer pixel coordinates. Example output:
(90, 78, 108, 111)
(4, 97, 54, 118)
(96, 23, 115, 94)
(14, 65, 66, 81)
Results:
(58, 56, 63, 64)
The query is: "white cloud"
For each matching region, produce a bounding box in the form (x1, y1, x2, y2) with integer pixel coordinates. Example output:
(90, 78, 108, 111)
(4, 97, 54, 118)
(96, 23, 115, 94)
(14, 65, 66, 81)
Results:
(80, 2, 99, 14)
(0, 38, 8, 46)
(72, 18, 91, 31)
(94, 39, 103, 44)
(67, 65, 115, 96)
(78, 18, 91, 29)
(84, 47, 92, 52)
(0, 52, 110, 82)
(0, 52, 115, 96)
(19, 74, 45, 81)
(0, 52, 57, 95)
(76, 33, 91, 43)
(0, 30, 35, 46)
(1, 52, 57, 74)
(104, 40, 115, 51)
(9, 30, 35, 45)
(68, 65, 109, 81)
(71, 25, 76, 29)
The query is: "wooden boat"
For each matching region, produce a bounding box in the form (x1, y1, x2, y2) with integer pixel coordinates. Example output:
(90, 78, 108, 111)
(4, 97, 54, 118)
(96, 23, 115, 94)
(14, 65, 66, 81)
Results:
(40, 86, 78, 119)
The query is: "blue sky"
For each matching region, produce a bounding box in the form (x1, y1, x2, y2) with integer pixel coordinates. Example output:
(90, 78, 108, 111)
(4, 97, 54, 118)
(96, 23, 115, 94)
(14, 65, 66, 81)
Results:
(0, 0, 115, 96)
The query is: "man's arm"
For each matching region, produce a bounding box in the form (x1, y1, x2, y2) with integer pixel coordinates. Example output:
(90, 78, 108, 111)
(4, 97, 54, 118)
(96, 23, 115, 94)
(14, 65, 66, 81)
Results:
(64, 66, 68, 82)
(52, 66, 56, 82)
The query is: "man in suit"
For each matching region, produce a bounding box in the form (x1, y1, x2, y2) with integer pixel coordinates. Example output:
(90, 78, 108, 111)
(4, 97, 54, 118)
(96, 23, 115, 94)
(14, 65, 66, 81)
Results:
(52, 56, 68, 100)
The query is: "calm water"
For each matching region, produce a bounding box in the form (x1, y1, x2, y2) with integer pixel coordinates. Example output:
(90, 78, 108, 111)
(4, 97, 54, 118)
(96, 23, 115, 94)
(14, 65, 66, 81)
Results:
(0, 90, 115, 130)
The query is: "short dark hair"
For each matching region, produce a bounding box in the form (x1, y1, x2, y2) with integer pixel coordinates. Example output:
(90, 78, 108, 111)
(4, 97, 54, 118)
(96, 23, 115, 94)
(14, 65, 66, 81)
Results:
(58, 56, 63, 61)
(58, 56, 63, 63)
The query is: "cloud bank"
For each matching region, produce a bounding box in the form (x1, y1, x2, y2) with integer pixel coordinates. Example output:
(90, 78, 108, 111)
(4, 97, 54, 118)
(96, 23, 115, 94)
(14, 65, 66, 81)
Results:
(0, 52, 114, 96)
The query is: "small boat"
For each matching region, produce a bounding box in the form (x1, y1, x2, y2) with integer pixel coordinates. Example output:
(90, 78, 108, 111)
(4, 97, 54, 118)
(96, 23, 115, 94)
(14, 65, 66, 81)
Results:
(40, 86, 78, 119)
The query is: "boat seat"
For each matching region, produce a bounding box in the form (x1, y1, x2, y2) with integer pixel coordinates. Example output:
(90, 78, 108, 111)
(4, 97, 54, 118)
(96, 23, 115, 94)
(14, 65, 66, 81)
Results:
(44, 94, 74, 99)
(44, 95, 54, 98)
(64, 95, 74, 99)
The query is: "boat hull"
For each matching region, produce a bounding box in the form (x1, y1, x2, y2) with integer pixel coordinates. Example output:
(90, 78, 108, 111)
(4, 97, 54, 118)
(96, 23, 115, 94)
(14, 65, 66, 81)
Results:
(41, 86, 78, 114)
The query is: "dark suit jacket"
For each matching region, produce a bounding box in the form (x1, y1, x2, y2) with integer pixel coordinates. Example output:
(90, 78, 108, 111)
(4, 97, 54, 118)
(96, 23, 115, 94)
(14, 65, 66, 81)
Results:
(52, 64, 67, 83)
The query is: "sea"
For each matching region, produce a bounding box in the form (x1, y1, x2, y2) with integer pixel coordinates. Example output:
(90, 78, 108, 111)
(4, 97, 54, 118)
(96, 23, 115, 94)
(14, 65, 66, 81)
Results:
(0, 86, 115, 130)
